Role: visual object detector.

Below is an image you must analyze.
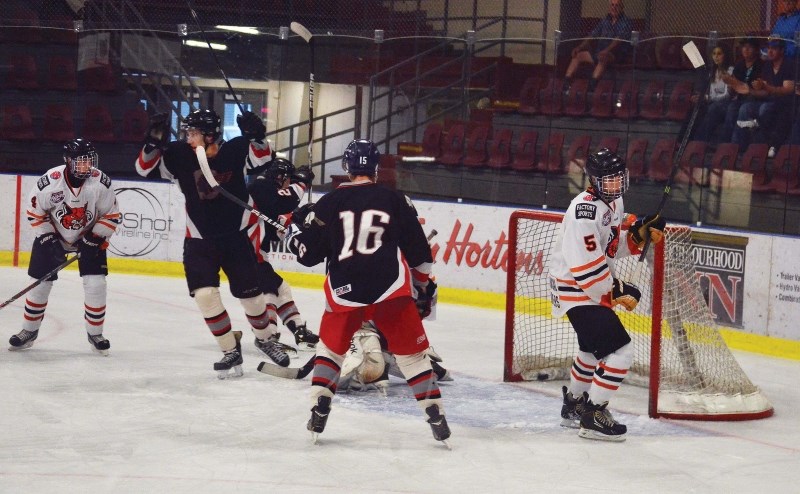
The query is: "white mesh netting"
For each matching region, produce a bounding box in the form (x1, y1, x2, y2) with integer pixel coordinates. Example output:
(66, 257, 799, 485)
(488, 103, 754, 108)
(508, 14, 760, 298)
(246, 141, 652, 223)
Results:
(506, 210, 772, 419)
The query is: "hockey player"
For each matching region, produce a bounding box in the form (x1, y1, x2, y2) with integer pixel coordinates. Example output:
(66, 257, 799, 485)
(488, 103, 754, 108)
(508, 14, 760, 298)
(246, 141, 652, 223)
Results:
(246, 158, 319, 351)
(134, 108, 289, 378)
(549, 148, 665, 441)
(9, 139, 121, 355)
(283, 139, 449, 445)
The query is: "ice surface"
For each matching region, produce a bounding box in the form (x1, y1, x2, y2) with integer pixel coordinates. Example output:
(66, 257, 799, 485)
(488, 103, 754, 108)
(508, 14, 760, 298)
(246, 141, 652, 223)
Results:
(1, 267, 798, 493)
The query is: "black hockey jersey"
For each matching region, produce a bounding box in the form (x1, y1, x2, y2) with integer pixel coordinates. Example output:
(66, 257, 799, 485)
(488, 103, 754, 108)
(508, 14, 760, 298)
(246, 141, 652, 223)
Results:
(135, 137, 271, 239)
(289, 181, 432, 311)
(247, 177, 304, 258)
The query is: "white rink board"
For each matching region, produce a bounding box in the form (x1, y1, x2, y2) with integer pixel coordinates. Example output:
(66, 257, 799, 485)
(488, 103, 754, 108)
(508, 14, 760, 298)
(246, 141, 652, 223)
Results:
(2, 174, 799, 341)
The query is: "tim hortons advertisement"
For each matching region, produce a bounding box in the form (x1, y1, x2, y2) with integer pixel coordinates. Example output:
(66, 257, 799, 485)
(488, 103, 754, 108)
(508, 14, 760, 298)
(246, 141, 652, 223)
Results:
(691, 231, 748, 328)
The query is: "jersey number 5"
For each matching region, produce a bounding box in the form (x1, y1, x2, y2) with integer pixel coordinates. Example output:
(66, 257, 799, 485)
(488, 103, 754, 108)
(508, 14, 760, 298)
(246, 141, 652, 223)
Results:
(583, 234, 597, 251)
(339, 210, 389, 260)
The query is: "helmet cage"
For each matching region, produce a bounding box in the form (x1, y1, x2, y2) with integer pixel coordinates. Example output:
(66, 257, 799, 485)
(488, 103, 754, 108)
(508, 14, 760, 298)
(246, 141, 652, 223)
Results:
(63, 139, 98, 179)
(591, 168, 629, 202)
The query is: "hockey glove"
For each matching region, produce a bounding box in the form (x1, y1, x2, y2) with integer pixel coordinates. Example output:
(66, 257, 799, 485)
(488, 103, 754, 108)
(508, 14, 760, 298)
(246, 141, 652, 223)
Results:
(415, 279, 438, 319)
(291, 165, 315, 188)
(291, 203, 317, 228)
(630, 214, 666, 249)
(37, 233, 65, 265)
(79, 233, 107, 259)
(610, 278, 641, 311)
(237, 111, 266, 141)
(145, 112, 170, 150)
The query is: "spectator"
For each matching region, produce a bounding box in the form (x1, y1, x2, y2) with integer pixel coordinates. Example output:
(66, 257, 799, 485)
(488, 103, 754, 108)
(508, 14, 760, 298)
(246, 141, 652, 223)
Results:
(718, 38, 764, 144)
(731, 37, 795, 153)
(768, 0, 800, 59)
(693, 44, 734, 142)
(564, 0, 633, 88)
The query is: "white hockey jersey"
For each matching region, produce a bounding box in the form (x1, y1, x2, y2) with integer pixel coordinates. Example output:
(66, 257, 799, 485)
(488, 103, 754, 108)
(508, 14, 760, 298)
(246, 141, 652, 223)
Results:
(26, 166, 121, 248)
(549, 190, 640, 318)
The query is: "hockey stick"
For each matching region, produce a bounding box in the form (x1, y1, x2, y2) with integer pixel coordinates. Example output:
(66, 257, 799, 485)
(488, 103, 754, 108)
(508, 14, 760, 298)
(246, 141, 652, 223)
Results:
(290, 21, 314, 202)
(257, 355, 315, 379)
(0, 254, 79, 311)
(633, 40, 707, 283)
(194, 146, 287, 233)
(186, 0, 245, 115)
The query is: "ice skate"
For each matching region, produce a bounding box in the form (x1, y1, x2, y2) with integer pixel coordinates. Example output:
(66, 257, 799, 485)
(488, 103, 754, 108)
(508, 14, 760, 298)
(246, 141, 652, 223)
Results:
(256, 336, 291, 367)
(214, 349, 244, 379)
(287, 322, 319, 350)
(87, 333, 110, 356)
(560, 386, 584, 429)
(431, 360, 453, 382)
(578, 393, 627, 442)
(425, 404, 452, 449)
(307, 396, 332, 444)
(9, 329, 38, 351)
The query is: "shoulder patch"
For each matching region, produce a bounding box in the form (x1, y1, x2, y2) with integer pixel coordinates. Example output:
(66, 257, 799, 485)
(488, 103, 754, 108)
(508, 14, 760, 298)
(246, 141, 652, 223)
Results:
(575, 203, 597, 220)
(99, 172, 112, 188)
(37, 175, 51, 191)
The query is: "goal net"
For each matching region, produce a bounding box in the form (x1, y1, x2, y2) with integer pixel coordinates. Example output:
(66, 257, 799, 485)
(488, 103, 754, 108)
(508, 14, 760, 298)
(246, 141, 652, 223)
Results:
(504, 210, 773, 420)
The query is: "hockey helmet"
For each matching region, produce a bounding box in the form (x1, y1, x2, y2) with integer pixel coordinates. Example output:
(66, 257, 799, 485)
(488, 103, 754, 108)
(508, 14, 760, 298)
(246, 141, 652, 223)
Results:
(63, 138, 98, 179)
(342, 139, 380, 177)
(181, 109, 221, 140)
(265, 157, 296, 185)
(585, 148, 628, 202)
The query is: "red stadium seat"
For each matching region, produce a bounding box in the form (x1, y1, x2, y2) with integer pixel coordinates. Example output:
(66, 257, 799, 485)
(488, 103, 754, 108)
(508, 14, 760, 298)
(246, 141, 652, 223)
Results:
(1, 8, 42, 44)
(639, 80, 666, 120)
(625, 138, 649, 178)
(563, 79, 589, 116)
(5, 55, 39, 90)
(487, 128, 513, 169)
(83, 104, 115, 142)
(665, 81, 694, 121)
(538, 78, 563, 116)
(421, 123, 443, 159)
(648, 138, 677, 181)
(589, 79, 615, 118)
(614, 80, 638, 119)
(710, 143, 739, 171)
(462, 125, 490, 167)
(81, 65, 118, 92)
(634, 38, 658, 70)
(439, 122, 467, 166)
(42, 104, 75, 142)
(47, 56, 78, 91)
(1, 105, 36, 140)
(566, 135, 592, 169)
(597, 136, 620, 154)
(740, 143, 770, 189)
(511, 130, 538, 172)
(656, 37, 685, 70)
(121, 105, 151, 143)
(518, 77, 544, 115)
(677, 140, 707, 184)
(537, 133, 566, 173)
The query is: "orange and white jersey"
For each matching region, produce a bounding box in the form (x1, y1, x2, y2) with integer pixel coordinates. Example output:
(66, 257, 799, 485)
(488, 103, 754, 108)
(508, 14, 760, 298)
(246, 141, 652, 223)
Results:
(26, 165, 121, 248)
(549, 190, 640, 317)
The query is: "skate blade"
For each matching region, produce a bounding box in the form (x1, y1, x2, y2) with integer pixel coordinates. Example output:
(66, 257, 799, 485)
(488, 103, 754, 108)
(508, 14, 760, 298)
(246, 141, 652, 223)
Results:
(216, 365, 244, 380)
(578, 427, 626, 442)
(91, 347, 110, 356)
(560, 418, 580, 429)
(310, 432, 320, 445)
(439, 439, 452, 450)
(8, 342, 35, 351)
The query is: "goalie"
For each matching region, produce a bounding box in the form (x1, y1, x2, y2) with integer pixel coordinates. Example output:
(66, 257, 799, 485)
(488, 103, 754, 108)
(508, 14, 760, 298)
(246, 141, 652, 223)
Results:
(549, 148, 665, 442)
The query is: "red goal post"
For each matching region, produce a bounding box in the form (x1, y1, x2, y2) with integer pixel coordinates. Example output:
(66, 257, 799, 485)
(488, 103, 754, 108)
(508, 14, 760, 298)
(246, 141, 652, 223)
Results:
(504, 209, 773, 421)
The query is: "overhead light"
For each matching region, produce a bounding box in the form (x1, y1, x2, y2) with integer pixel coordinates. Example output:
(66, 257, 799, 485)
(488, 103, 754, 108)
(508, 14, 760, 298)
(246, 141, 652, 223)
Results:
(215, 25, 259, 35)
(183, 39, 227, 51)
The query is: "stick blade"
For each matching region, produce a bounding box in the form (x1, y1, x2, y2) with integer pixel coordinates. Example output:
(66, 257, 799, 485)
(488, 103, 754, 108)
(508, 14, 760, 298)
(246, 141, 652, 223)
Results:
(257, 356, 314, 379)
(682, 41, 705, 69)
(290, 21, 313, 42)
(194, 146, 220, 188)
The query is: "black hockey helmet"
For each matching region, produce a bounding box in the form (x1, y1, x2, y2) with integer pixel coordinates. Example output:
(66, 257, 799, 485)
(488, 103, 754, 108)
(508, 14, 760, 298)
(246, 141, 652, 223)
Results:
(265, 157, 296, 185)
(342, 139, 380, 177)
(585, 148, 628, 201)
(181, 109, 221, 140)
(63, 138, 98, 179)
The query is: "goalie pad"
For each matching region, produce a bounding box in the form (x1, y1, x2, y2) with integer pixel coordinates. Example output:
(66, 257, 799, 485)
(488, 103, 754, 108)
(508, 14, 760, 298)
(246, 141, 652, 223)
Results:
(340, 324, 387, 386)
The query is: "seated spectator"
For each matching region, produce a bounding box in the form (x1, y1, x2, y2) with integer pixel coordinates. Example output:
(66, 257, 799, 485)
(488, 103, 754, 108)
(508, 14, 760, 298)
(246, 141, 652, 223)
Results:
(719, 38, 764, 143)
(731, 38, 796, 154)
(564, 0, 633, 88)
(767, 0, 800, 59)
(693, 45, 734, 142)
